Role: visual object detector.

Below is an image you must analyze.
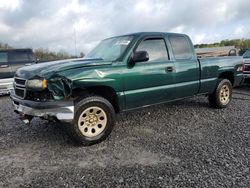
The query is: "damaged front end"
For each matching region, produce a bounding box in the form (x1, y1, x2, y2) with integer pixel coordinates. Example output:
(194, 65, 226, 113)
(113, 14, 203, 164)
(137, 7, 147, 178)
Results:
(11, 74, 75, 124)
(47, 74, 73, 100)
(10, 57, 114, 124)
(23, 74, 73, 101)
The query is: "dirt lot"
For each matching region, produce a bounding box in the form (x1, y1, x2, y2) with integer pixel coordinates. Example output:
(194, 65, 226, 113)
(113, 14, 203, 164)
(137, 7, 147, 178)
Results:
(0, 86, 249, 187)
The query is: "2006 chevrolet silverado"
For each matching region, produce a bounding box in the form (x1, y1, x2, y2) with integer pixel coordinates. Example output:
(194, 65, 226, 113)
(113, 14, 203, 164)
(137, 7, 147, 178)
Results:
(10, 32, 244, 145)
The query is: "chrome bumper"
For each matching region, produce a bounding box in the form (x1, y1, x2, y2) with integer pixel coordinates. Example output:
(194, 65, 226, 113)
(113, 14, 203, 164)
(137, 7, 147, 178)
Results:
(11, 90, 74, 122)
(12, 102, 74, 122)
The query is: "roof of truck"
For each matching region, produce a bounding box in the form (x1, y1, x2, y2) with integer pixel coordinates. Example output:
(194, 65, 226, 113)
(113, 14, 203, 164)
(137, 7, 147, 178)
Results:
(105, 32, 189, 40)
(127, 31, 186, 35)
(0, 48, 33, 52)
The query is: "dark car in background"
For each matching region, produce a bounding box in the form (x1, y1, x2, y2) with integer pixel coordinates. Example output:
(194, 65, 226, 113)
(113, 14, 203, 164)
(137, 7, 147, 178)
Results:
(243, 48, 250, 83)
(0, 49, 35, 94)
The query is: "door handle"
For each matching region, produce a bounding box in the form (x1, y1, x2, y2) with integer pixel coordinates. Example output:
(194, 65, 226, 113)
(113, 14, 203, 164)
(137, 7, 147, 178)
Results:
(25, 63, 32, 66)
(165, 66, 174, 72)
(0, 64, 9, 68)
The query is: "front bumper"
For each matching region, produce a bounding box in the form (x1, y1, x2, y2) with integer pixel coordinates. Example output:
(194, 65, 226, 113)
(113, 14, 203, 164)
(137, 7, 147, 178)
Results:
(10, 90, 74, 122)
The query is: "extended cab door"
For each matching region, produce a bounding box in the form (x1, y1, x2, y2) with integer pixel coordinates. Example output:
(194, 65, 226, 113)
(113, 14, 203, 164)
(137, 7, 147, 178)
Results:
(168, 35, 200, 98)
(0, 51, 12, 79)
(124, 37, 175, 109)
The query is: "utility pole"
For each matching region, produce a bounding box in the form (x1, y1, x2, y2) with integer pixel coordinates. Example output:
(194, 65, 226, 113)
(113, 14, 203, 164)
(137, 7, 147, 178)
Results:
(74, 25, 77, 57)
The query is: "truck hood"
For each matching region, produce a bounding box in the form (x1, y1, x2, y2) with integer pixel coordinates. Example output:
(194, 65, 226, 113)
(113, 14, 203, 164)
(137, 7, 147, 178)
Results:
(15, 58, 112, 79)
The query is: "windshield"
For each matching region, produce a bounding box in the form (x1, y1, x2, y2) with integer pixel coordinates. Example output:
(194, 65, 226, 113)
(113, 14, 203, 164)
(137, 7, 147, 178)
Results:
(85, 36, 133, 61)
(243, 49, 250, 58)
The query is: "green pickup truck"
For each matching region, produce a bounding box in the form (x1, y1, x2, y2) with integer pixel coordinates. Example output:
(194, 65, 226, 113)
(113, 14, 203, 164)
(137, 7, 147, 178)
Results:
(10, 32, 244, 145)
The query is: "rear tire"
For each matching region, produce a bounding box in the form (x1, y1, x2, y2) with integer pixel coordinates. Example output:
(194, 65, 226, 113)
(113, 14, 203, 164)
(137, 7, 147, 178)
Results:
(208, 79, 232, 108)
(68, 95, 115, 146)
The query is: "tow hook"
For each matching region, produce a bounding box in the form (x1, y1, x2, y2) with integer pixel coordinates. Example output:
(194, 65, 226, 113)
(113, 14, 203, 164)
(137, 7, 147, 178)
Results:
(20, 114, 34, 125)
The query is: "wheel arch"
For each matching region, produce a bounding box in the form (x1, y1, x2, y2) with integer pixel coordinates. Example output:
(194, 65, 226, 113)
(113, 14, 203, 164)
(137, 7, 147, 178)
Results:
(72, 85, 120, 113)
(218, 71, 234, 86)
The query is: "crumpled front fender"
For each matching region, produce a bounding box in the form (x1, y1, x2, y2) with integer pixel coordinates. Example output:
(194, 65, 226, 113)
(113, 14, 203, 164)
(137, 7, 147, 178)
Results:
(47, 74, 73, 100)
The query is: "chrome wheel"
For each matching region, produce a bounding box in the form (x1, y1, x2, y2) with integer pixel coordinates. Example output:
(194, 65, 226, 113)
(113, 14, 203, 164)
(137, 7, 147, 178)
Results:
(219, 85, 230, 105)
(78, 106, 107, 137)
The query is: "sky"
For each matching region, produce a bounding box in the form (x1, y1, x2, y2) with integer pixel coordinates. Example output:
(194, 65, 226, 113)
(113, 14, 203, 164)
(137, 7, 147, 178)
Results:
(0, 0, 250, 55)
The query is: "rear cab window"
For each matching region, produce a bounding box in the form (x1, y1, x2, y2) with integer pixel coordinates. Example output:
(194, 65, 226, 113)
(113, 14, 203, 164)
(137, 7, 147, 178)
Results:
(169, 35, 194, 60)
(0, 52, 8, 64)
(136, 38, 169, 62)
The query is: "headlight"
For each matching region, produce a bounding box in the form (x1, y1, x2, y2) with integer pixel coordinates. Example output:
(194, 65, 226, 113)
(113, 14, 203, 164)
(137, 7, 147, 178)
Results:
(26, 79, 48, 90)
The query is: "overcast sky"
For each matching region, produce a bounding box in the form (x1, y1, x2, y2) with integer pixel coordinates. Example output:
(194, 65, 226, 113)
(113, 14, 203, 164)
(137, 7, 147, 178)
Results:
(0, 0, 250, 55)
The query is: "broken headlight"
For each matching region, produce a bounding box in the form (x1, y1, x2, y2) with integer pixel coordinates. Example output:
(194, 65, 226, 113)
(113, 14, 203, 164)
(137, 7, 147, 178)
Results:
(26, 79, 48, 90)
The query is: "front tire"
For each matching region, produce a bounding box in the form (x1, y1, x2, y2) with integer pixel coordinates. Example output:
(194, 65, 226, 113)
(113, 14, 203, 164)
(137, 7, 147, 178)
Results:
(69, 95, 115, 145)
(208, 79, 233, 108)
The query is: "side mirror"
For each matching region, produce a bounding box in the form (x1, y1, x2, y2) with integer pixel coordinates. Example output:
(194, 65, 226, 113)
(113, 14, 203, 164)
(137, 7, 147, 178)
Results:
(132, 51, 149, 63)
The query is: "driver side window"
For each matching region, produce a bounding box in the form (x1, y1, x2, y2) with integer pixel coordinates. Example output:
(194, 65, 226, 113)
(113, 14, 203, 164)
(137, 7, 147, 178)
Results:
(136, 38, 169, 62)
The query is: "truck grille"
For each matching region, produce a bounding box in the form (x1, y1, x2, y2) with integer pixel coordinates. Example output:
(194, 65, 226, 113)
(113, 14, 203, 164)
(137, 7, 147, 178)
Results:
(14, 78, 27, 99)
(15, 78, 26, 85)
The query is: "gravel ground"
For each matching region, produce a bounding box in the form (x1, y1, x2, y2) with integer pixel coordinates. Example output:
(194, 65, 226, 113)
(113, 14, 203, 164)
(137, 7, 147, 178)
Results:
(0, 86, 249, 187)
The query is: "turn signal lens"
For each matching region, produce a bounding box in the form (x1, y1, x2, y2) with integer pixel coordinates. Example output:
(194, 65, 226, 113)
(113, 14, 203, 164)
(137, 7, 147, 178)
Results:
(42, 79, 48, 89)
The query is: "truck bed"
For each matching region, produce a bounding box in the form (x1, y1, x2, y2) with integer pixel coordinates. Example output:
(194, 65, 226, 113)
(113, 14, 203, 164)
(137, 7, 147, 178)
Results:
(198, 56, 243, 94)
